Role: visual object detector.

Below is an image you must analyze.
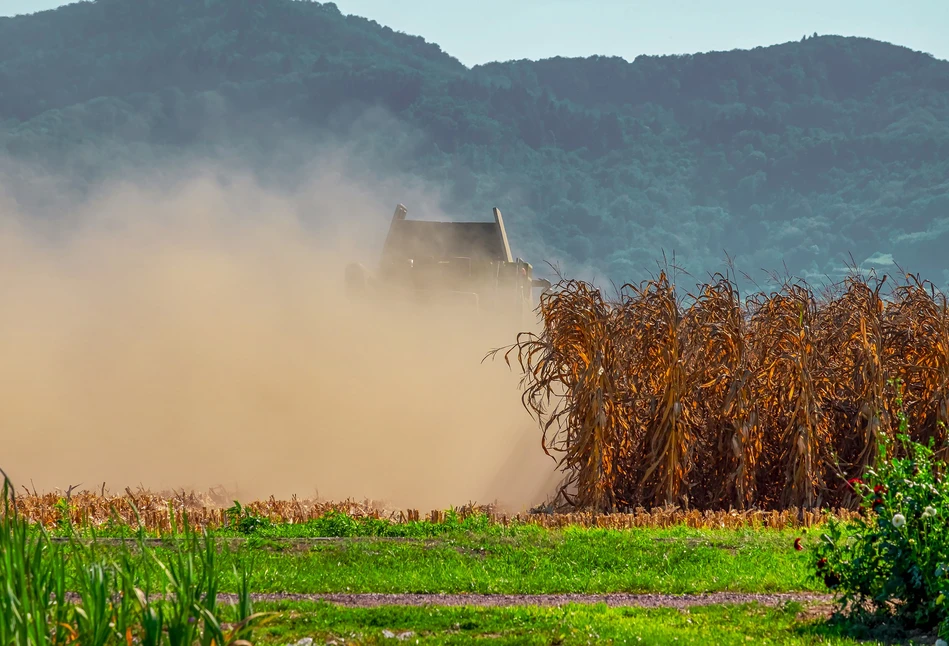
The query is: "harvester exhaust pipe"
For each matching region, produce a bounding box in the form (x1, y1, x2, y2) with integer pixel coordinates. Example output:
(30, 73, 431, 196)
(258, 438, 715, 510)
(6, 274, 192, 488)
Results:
(382, 204, 409, 256)
(492, 207, 514, 264)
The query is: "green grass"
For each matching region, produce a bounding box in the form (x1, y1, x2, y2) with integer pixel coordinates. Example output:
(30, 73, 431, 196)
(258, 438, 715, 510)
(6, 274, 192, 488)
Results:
(76, 525, 820, 596)
(6, 491, 852, 644)
(43, 507, 823, 595)
(242, 600, 888, 645)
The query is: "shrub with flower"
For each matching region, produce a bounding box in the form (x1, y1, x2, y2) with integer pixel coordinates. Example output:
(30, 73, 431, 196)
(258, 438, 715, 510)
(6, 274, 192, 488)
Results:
(811, 384, 949, 639)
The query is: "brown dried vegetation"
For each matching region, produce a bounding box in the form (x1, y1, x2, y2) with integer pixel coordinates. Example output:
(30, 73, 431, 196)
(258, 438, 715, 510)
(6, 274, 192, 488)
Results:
(492, 268, 949, 513)
(13, 487, 390, 532)
(12, 487, 855, 531)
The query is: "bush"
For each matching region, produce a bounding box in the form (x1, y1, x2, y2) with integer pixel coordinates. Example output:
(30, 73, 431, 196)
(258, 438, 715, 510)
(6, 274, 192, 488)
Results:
(811, 383, 949, 639)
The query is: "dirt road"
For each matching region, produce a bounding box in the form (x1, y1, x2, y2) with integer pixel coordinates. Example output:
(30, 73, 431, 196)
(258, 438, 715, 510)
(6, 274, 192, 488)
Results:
(216, 591, 833, 609)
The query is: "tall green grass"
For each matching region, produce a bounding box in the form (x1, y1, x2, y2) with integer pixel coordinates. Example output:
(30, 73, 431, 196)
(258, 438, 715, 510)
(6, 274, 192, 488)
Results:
(0, 469, 269, 645)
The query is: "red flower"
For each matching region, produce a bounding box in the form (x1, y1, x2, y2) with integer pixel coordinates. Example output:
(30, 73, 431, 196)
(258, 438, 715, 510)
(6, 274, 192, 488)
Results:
(848, 477, 863, 489)
(817, 557, 828, 569)
(874, 484, 886, 494)
(794, 537, 803, 551)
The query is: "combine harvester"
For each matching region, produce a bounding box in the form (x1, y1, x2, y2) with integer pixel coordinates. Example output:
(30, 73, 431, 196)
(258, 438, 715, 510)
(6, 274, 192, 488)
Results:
(344, 204, 551, 329)
(343, 203, 562, 510)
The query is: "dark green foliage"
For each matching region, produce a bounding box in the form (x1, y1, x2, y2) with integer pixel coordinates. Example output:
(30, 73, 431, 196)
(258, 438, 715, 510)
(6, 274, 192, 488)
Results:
(241, 507, 495, 538)
(224, 500, 273, 535)
(2, 0, 949, 286)
(810, 382, 949, 640)
(217, 506, 498, 539)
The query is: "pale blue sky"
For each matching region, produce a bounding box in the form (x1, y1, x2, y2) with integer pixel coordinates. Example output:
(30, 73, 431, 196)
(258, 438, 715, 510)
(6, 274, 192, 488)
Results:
(3, 0, 946, 66)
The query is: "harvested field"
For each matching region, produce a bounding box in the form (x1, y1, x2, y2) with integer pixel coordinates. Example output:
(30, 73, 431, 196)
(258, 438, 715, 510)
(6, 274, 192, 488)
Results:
(14, 488, 858, 532)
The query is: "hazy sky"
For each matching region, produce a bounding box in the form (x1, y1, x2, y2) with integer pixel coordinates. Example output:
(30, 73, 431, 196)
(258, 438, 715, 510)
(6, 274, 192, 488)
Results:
(3, 0, 946, 66)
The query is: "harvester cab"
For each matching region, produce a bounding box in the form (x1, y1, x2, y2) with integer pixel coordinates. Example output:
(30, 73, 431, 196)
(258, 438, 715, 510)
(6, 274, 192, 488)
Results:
(344, 204, 551, 325)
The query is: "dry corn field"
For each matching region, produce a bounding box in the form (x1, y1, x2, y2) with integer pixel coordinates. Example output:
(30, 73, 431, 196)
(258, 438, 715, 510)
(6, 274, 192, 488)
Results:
(13, 488, 856, 531)
(491, 269, 949, 513)
(13, 487, 387, 532)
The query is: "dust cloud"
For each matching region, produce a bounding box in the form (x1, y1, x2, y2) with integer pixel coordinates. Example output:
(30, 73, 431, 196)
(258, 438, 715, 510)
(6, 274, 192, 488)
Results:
(0, 160, 561, 513)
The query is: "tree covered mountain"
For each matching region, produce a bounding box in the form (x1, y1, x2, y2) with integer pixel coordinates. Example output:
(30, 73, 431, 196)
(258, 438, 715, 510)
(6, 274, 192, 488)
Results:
(2, 0, 949, 289)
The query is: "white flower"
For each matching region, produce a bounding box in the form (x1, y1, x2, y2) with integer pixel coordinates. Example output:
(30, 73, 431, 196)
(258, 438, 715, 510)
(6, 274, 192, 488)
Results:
(923, 506, 938, 518)
(935, 639, 947, 646)
(892, 513, 906, 528)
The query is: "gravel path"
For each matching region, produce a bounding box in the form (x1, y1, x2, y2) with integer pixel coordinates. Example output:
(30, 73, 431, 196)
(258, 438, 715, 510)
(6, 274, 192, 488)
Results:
(218, 591, 833, 609)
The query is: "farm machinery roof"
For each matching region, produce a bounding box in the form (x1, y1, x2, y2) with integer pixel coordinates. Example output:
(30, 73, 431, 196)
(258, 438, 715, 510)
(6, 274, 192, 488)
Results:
(344, 204, 551, 324)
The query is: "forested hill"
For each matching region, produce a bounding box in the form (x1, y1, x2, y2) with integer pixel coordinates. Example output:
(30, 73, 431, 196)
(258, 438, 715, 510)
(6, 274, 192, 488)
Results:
(3, 0, 949, 289)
